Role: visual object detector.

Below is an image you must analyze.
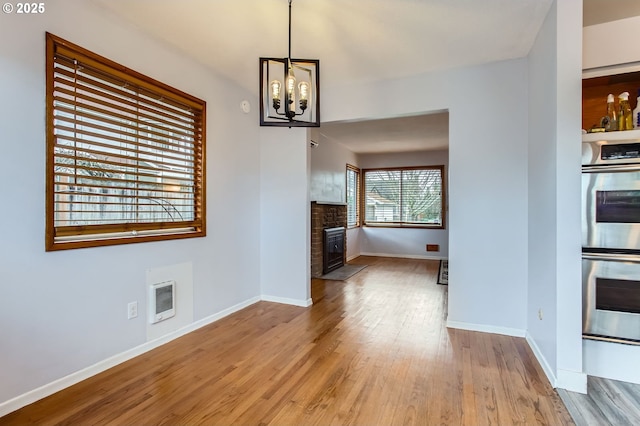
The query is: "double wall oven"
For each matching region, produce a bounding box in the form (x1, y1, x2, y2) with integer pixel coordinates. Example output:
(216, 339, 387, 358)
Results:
(582, 139, 640, 344)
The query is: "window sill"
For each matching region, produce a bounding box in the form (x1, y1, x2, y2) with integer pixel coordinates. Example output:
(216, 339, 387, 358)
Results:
(47, 228, 205, 251)
(363, 223, 445, 230)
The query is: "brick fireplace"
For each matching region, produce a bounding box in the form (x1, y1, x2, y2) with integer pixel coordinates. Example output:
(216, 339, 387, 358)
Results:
(311, 202, 347, 278)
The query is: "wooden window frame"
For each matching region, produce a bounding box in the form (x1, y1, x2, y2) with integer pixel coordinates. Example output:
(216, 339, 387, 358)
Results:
(45, 33, 206, 251)
(346, 164, 361, 228)
(362, 165, 445, 229)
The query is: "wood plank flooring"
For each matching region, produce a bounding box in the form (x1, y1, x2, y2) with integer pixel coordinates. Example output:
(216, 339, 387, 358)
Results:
(559, 376, 640, 425)
(1, 256, 573, 425)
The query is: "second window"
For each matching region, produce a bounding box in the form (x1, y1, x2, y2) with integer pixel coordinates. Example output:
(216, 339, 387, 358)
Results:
(363, 166, 445, 228)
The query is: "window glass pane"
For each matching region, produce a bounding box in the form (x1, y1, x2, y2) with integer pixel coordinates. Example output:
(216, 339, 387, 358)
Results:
(346, 166, 360, 227)
(363, 167, 443, 227)
(365, 170, 401, 223)
(401, 169, 442, 224)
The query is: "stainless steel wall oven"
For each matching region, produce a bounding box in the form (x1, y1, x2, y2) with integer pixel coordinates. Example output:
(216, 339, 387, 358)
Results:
(582, 139, 640, 344)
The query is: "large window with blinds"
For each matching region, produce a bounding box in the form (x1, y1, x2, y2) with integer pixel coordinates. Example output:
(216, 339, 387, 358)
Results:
(45, 33, 206, 251)
(346, 164, 360, 228)
(363, 166, 445, 228)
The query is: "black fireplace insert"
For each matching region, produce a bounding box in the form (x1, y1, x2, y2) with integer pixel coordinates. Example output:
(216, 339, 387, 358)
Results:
(323, 227, 345, 274)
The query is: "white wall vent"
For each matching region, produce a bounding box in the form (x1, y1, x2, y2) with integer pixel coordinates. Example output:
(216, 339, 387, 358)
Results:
(149, 280, 176, 324)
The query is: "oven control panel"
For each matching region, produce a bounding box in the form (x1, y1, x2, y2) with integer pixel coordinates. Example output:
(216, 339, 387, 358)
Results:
(583, 139, 640, 166)
(601, 143, 640, 161)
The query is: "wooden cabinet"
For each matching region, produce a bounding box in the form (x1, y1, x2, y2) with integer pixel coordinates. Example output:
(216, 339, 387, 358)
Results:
(583, 70, 640, 131)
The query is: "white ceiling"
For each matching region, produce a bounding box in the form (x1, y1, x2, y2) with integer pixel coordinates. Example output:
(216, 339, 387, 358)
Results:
(88, 1, 634, 154)
(90, 0, 554, 95)
(315, 112, 449, 154)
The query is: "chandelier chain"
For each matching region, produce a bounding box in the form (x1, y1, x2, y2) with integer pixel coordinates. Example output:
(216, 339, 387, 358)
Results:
(288, 0, 292, 59)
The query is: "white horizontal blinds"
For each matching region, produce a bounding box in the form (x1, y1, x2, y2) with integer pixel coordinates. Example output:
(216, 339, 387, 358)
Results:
(365, 170, 401, 223)
(400, 168, 442, 225)
(346, 166, 360, 227)
(51, 47, 203, 239)
(364, 167, 443, 226)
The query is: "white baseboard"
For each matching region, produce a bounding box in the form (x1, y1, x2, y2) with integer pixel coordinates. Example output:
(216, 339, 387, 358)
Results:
(261, 295, 313, 307)
(525, 332, 557, 388)
(360, 252, 446, 260)
(446, 320, 526, 338)
(0, 296, 261, 418)
(524, 333, 587, 393)
(557, 369, 587, 394)
(346, 254, 360, 262)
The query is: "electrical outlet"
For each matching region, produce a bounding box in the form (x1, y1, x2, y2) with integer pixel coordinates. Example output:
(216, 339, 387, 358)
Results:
(128, 301, 138, 319)
(538, 308, 543, 320)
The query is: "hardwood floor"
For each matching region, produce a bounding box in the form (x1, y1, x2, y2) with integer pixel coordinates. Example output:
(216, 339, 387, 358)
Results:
(1, 256, 573, 425)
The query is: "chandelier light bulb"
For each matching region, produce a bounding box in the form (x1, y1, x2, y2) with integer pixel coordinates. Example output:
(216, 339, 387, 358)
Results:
(286, 74, 296, 95)
(298, 81, 309, 111)
(270, 80, 281, 101)
(298, 81, 309, 101)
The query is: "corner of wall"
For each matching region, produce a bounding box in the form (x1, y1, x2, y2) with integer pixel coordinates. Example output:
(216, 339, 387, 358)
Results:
(526, 331, 586, 393)
(260, 295, 313, 307)
(525, 332, 557, 388)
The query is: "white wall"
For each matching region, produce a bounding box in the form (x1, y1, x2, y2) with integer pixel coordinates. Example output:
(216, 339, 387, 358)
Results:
(527, 0, 585, 393)
(322, 58, 529, 335)
(309, 130, 359, 203)
(358, 150, 449, 259)
(446, 61, 529, 334)
(259, 127, 311, 306)
(554, 0, 584, 392)
(0, 1, 261, 409)
(527, 0, 560, 386)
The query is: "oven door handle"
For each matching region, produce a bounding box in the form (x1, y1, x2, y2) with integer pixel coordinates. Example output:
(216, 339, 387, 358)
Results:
(583, 164, 640, 173)
(583, 252, 640, 263)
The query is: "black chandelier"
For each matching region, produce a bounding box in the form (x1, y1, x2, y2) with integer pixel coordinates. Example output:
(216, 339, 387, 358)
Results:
(260, 0, 320, 127)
